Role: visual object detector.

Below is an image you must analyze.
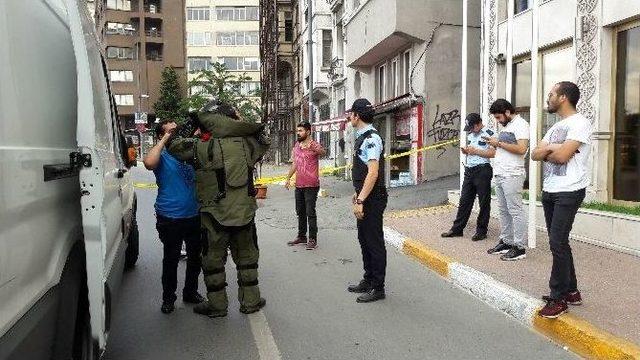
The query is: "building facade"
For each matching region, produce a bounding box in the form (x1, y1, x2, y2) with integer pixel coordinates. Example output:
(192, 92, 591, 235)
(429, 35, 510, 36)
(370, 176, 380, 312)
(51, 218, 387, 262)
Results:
(185, 0, 261, 110)
(260, 0, 299, 164)
(96, 0, 187, 130)
(317, 0, 481, 186)
(482, 0, 640, 204)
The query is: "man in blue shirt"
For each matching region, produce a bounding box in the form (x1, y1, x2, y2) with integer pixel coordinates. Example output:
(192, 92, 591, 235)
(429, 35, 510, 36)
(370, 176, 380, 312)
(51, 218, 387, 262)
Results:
(441, 113, 496, 241)
(144, 120, 205, 314)
(346, 98, 388, 303)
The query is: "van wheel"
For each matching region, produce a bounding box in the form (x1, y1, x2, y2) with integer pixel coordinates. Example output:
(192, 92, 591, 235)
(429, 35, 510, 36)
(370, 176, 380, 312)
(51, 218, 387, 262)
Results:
(125, 219, 139, 269)
(73, 290, 96, 360)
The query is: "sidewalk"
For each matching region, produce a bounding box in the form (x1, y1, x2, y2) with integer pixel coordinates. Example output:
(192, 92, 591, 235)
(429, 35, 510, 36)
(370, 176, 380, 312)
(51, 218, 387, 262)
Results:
(384, 205, 640, 356)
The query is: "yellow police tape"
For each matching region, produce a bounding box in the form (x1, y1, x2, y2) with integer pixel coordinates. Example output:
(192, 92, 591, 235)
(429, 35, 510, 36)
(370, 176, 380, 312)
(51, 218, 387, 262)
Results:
(133, 138, 460, 189)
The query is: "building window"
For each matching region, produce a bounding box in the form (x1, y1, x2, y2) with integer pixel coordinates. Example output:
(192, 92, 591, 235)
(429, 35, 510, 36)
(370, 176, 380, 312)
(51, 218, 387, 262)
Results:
(240, 82, 261, 96)
(216, 7, 259, 21)
(613, 25, 640, 202)
(106, 22, 136, 35)
(515, 0, 530, 14)
(391, 59, 398, 98)
(244, 57, 260, 70)
(216, 31, 258, 46)
(109, 70, 134, 82)
(188, 57, 212, 72)
(541, 46, 573, 135)
(512, 59, 532, 119)
(322, 30, 333, 68)
(318, 131, 331, 158)
(187, 7, 210, 21)
(284, 12, 293, 42)
(378, 64, 386, 102)
(114, 94, 134, 106)
(217, 57, 259, 71)
(319, 103, 331, 121)
(403, 51, 411, 94)
(106, 0, 131, 11)
(187, 32, 213, 46)
(106, 46, 135, 60)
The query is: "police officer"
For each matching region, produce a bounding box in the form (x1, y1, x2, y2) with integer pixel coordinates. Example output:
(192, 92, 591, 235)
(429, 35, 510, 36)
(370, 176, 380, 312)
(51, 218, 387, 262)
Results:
(167, 102, 269, 318)
(346, 98, 388, 303)
(441, 113, 495, 241)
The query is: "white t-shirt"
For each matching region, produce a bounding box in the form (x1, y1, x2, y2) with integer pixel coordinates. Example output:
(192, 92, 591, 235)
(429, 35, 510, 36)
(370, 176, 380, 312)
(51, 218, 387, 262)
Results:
(542, 113, 593, 193)
(493, 115, 530, 177)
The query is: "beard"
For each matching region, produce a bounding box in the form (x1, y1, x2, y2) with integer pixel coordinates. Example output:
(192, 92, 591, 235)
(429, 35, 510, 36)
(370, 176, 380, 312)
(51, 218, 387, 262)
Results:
(296, 134, 307, 142)
(547, 103, 558, 114)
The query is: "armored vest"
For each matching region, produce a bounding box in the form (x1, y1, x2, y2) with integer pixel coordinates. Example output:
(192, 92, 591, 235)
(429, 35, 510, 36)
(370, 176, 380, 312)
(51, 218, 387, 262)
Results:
(352, 129, 385, 192)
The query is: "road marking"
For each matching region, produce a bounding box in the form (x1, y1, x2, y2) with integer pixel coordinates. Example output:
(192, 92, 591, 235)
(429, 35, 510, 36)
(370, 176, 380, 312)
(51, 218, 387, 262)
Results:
(248, 311, 282, 360)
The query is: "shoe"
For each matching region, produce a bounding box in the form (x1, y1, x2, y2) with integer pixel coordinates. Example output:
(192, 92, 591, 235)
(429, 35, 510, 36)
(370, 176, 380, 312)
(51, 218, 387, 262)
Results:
(183, 292, 206, 304)
(240, 298, 267, 314)
(347, 280, 372, 293)
(542, 291, 582, 306)
(538, 299, 568, 319)
(471, 233, 487, 241)
(487, 241, 511, 255)
(193, 301, 228, 318)
(441, 230, 463, 238)
(500, 247, 526, 261)
(287, 236, 307, 246)
(160, 301, 175, 314)
(306, 238, 317, 250)
(356, 289, 386, 303)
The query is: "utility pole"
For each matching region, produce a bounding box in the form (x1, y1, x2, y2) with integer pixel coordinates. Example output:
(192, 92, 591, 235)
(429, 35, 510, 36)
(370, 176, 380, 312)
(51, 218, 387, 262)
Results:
(307, 0, 314, 123)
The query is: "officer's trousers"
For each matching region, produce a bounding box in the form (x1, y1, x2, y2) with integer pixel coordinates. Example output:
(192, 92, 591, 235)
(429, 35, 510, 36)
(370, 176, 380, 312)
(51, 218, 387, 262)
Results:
(451, 164, 492, 236)
(356, 188, 388, 290)
(200, 213, 261, 311)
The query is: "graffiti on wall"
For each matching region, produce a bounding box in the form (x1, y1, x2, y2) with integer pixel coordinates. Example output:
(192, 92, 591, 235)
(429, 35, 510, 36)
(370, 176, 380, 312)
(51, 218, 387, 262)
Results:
(427, 104, 460, 158)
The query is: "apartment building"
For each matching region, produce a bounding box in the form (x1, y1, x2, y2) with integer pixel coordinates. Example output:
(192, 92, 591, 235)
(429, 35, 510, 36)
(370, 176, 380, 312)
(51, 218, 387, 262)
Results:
(317, 0, 481, 186)
(96, 0, 187, 130)
(185, 1, 261, 103)
(259, 0, 299, 164)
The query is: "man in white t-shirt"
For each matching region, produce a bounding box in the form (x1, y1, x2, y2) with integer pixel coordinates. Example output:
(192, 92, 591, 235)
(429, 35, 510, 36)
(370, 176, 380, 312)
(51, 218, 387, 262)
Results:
(484, 99, 530, 261)
(532, 81, 592, 319)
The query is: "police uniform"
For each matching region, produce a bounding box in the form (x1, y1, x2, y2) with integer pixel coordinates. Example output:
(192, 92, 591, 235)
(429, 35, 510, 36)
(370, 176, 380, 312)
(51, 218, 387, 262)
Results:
(352, 124, 388, 293)
(168, 111, 269, 317)
(448, 120, 493, 238)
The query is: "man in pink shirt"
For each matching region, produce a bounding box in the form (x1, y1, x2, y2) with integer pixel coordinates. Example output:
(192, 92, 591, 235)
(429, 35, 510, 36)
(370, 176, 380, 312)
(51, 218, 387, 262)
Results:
(285, 122, 326, 250)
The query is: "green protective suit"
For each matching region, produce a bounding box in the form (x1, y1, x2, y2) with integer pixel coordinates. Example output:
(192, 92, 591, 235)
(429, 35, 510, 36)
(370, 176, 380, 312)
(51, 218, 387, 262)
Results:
(168, 112, 269, 313)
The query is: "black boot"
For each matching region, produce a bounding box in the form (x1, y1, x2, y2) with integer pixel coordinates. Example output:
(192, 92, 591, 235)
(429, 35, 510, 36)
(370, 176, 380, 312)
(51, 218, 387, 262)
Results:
(347, 280, 372, 293)
(356, 288, 386, 303)
(161, 300, 175, 314)
(240, 298, 267, 314)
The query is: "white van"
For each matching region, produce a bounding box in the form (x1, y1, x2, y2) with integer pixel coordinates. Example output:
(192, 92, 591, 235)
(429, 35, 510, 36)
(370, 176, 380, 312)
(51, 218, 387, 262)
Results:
(0, 1, 139, 359)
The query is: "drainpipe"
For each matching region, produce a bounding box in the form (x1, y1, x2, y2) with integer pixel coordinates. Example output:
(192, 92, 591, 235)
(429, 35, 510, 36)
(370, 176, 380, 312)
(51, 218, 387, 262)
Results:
(460, 0, 468, 189)
(528, 0, 539, 249)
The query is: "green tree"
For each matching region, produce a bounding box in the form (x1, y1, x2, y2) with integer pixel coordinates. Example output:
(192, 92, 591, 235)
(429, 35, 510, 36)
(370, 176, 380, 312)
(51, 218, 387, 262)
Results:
(186, 61, 262, 122)
(153, 66, 185, 122)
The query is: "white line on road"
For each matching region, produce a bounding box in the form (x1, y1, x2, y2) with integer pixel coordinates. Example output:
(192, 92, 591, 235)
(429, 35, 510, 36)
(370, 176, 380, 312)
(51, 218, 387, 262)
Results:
(248, 311, 282, 360)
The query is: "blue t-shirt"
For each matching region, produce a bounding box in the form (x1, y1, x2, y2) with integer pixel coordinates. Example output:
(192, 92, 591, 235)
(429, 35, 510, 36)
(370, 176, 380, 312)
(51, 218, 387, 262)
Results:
(466, 127, 494, 167)
(356, 124, 384, 163)
(153, 149, 199, 219)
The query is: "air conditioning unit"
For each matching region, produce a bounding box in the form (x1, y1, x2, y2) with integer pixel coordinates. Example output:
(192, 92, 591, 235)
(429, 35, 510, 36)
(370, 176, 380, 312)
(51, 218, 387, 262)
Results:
(149, 5, 156, 13)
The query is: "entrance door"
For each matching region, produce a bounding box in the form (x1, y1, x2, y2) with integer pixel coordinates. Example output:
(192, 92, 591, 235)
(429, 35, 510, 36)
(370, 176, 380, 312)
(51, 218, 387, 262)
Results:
(613, 24, 640, 202)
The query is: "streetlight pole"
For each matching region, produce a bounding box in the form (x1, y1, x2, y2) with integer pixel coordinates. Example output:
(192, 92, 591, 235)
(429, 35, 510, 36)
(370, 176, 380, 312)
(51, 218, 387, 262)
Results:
(307, 0, 314, 123)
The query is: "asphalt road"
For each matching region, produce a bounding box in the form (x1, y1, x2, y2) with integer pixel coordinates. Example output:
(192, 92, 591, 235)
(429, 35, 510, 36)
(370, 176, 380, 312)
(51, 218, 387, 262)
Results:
(104, 167, 576, 360)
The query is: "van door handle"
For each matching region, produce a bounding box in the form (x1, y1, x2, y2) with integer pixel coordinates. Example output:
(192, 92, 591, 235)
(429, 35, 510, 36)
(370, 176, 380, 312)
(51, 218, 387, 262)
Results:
(117, 169, 128, 178)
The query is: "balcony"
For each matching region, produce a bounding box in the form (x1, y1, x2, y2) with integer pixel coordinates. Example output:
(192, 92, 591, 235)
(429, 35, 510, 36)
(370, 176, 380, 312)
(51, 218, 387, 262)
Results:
(328, 58, 344, 81)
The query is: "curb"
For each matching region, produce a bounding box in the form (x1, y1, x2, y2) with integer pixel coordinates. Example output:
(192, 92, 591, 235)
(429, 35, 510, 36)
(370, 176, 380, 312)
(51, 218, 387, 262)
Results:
(383, 226, 640, 360)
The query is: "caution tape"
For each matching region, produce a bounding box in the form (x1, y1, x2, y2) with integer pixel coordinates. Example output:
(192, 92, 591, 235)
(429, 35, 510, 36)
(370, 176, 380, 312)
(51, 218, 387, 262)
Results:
(133, 138, 460, 188)
(255, 138, 460, 185)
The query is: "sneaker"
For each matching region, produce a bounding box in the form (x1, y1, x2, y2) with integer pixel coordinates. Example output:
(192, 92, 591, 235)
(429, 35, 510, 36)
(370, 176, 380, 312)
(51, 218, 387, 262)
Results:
(306, 238, 317, 250)
(160, 301, 175, 314)
(356, 289, 386, 303)
(542, 291, 582, 306)
(347, 280, 372, 293)
(193, 301, 228, 318)
(500, 247, 526, 261)
(182, 292, 206, 304)
(441, 230, 463, 238)
(240, 298, 267, 314)
(471, 233, 487, 241)
(287, 236, 307, 246)
(538, 299, 568, 319)
(487, 241, 511, 255)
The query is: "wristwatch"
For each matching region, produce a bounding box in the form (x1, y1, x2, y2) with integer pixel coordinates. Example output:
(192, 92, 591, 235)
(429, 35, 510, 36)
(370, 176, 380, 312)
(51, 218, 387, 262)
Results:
(355, 198, 364, 205)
